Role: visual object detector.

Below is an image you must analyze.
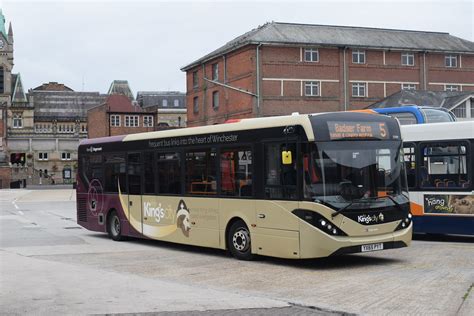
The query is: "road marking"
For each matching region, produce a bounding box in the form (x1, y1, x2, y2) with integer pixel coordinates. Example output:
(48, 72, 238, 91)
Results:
(13, 202, 19, 210)
(18, 210, 24, 216)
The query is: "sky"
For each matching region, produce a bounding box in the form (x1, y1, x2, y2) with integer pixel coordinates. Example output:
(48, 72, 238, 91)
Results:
(1, 0, 473, 95)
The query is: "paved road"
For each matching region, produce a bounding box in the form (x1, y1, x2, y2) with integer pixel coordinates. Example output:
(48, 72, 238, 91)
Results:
(0, 189, 473, 315)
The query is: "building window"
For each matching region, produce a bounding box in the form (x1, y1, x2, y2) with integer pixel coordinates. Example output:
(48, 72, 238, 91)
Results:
(38, 152, 48, 161)
(162, 99, 168, 107)
(352, 50, 366, 64)
(143, 115, 154, 127)
(110, 115, 121, 127)
(61, 152, 71, 160)
(445, 85, 460, 92)
(174, 99, 180, 107)
(0, 66, 4, 94)
(445, 55, 457, 68)
(212, 91, 219, 109)
(193, 71, 199, 88)
(193, 96, 199, 113)
(401, 53, 415, 66)
(452, 103, 466, 118)
(125, 115, 139, 127)
(304, 48, 319, 62)
(81, 125, 87, 132)
(352, 83, 366, 97)
(212, 63, 219, 81)
(304, 81, 320, 96)
(13, 114, 23, 128)
(401, 84, 416, 90)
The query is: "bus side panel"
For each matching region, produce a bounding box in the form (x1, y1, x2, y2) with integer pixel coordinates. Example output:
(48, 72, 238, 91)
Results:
(141, 196, 221, 249)
(252, 200, 300, 258)
(218, 199, 256, 250)
(410, 191, 474, 235)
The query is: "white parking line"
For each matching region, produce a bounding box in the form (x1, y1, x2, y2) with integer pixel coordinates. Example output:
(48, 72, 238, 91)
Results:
(12, 202, 19, 210)
(18, 210, 24, 216)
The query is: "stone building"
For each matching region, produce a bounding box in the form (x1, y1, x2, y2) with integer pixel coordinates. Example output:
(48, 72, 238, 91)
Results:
(0, 10, 14, 187)
(136, 91, 187, 127)
(6, 82, 107, 184)
(87, 94, 155, 138)
(108, 80, 135, 100)
(182, 22, 474, 126)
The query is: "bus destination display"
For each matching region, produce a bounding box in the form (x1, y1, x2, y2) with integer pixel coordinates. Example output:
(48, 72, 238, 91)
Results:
(327, 121, 389, 140)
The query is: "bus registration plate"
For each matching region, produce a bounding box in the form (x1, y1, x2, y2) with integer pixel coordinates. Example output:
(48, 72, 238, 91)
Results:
(361, 243, 383, 252)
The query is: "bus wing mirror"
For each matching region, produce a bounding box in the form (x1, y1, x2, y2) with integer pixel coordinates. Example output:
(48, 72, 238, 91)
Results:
(282, 151, 292, 165)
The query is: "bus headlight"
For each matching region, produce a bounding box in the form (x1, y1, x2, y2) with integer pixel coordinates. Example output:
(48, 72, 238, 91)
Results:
(293, 209, 347, 236)
(395, 212, 412, 231)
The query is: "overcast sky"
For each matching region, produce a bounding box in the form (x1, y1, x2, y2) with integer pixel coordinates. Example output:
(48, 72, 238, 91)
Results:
(1, 0, 473, 95)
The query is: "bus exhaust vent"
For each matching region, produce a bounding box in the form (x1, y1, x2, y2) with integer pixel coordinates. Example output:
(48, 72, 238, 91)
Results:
(77, 197, 88, 222)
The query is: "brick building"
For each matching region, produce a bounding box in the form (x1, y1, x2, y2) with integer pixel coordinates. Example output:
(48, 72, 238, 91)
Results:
(181, 22, 474, 126)
(87, 94, 155, 138)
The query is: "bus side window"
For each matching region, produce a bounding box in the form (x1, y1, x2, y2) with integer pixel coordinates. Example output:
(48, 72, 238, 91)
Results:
(157, 152, 182, 194)
(403, 144, 416, 189)
(420, 142, 469, 188)
(185, 149, 217, 195)
(264, 143, 296, 199)
(104, 154, 126, 193)
(220, 147, 253, 197)
(127, 153, 142, 195)
(143, 152, 156, 194)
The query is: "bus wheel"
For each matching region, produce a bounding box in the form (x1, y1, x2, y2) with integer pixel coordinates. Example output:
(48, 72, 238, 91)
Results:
(107, 211, 124, 241)
(228, 220, 254, 260)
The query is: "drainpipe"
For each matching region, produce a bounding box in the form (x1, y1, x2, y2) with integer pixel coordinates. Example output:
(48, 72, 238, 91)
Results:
(256, 43, 263, 117)
(343, 47, 348, 111)
(223, 55, 227, 84)
(423, 52, 427, 90)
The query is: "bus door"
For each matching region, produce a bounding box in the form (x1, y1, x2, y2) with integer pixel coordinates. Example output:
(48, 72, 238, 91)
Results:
(255, 142, 300, 257)
(127, 152, 143, 235)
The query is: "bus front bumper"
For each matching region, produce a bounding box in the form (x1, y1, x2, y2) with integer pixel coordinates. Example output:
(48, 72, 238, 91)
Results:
(299, 221, 412, 259)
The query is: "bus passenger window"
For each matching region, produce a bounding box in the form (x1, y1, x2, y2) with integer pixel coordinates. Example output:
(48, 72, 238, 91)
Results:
(420, 142, 468, 188)
(264, 143, 296, 199)
(128, 153, 142, 195)
(185, 149, 217, 195)
(157, 152, 182, 194)
(144, 152, 156, 194)
(104, 154, 126, 193)
(403, 144, 416, 188)
(220, 148, 253, 197)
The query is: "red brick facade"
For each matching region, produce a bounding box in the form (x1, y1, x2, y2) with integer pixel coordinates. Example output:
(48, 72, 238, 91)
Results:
(185, 45, 474, 126)
(87, 95, 155, 138)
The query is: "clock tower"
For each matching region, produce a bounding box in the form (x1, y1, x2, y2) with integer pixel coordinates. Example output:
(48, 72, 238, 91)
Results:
(0, 9, 14, 184)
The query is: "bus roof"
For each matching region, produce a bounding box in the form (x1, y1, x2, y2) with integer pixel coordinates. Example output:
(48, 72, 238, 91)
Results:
(80, 111, 394, 146)
(401, 121, 474, 142)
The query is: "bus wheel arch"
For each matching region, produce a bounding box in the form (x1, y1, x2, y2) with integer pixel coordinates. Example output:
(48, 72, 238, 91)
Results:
(106, 209, 125, 241)
(225, 217, 255, 261)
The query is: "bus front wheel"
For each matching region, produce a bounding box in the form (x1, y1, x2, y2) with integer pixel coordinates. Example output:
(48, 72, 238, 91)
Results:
(107, 211, 124, 241)
(227, 220, 254, 260)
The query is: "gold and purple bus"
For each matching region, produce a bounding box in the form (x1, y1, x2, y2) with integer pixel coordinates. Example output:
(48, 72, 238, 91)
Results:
(76, 111, 412, 260)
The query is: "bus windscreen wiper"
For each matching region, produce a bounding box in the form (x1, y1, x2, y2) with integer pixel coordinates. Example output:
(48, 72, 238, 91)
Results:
(331, 195, 406, 218)
(331, 198, 373, 218)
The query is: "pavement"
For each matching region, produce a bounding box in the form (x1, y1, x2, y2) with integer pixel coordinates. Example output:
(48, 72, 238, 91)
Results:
(0, 188, 473, 315)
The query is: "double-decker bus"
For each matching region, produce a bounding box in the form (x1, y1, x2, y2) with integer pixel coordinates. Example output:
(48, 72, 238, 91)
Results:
(76, 112, 412, 260)
(401, 121, 474, 236)
(371, 105, 456, 125)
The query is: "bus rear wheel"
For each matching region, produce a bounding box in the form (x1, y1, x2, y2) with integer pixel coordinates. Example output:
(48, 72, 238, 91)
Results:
(228, 220, 254, 260)
(107, 211, 124, 241)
